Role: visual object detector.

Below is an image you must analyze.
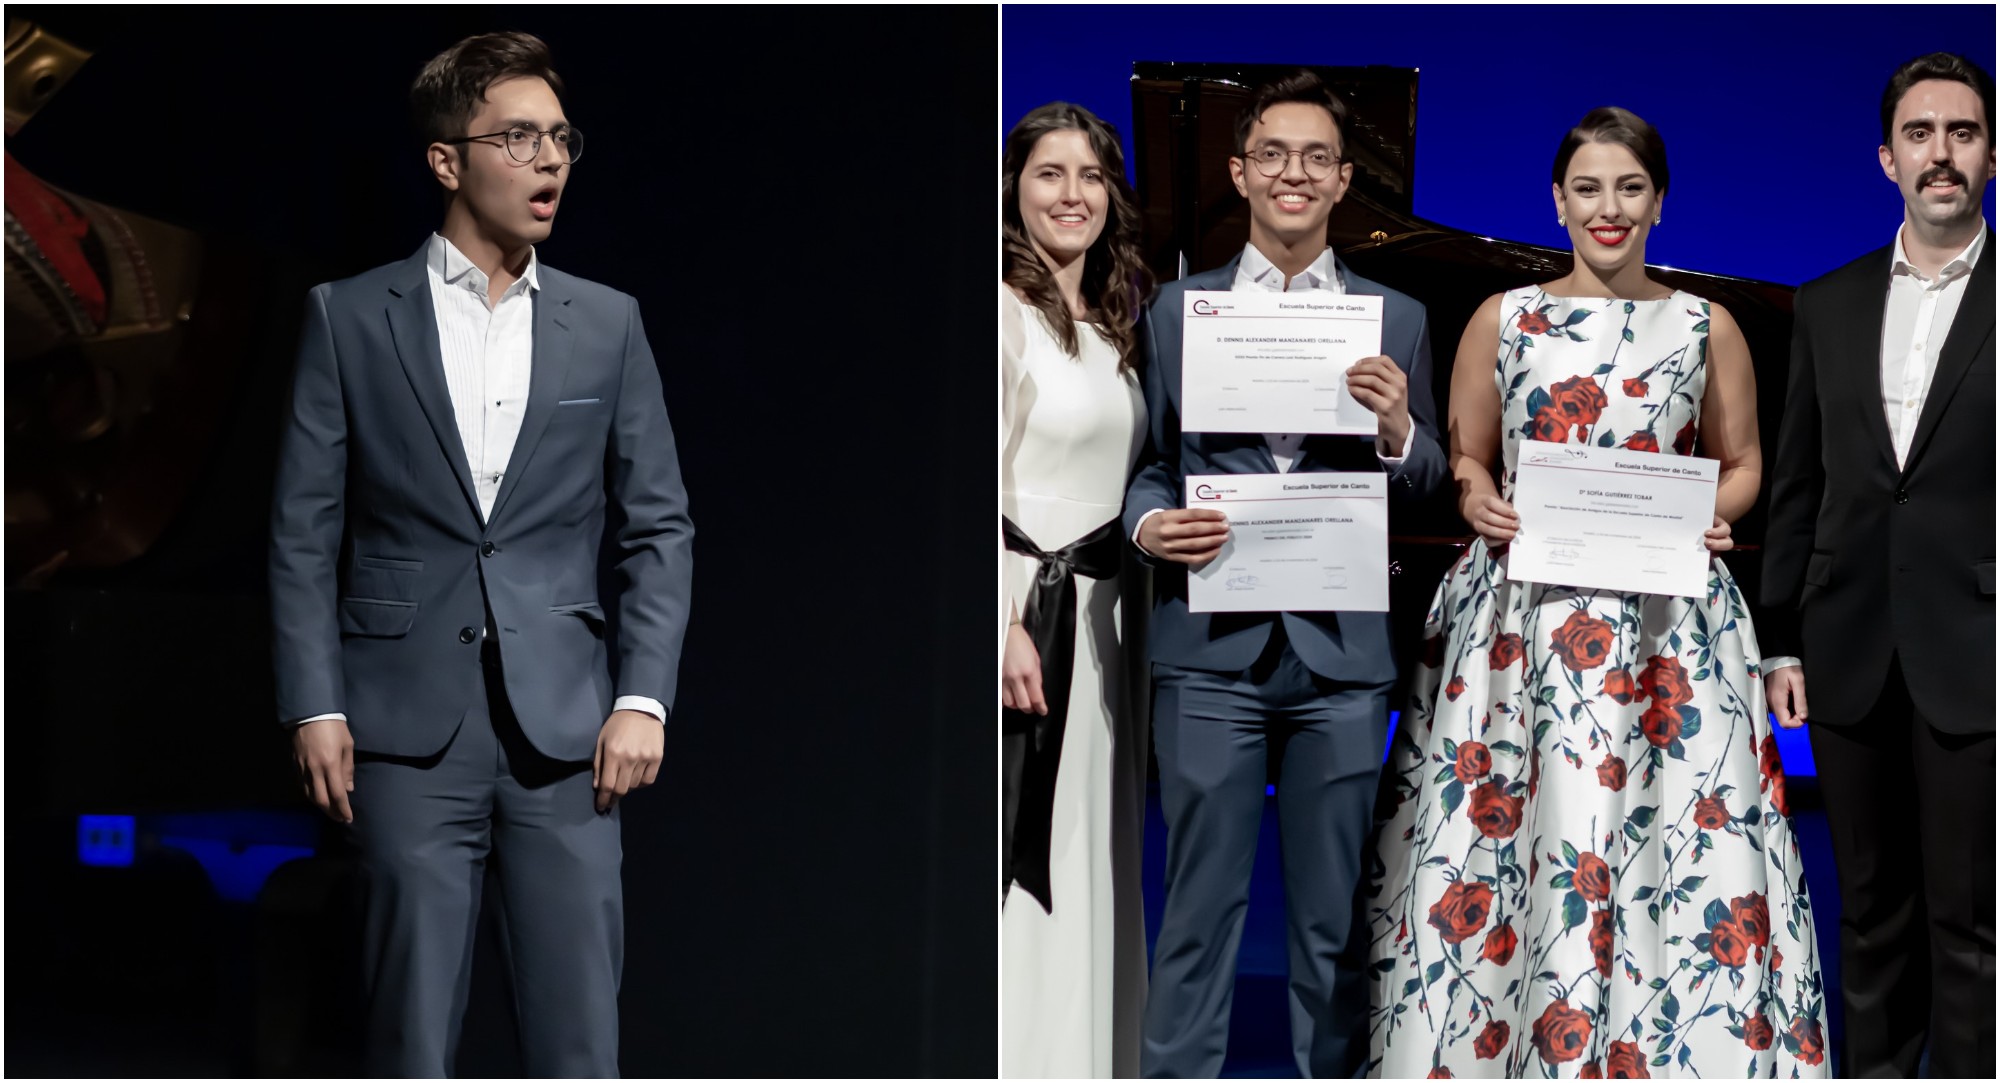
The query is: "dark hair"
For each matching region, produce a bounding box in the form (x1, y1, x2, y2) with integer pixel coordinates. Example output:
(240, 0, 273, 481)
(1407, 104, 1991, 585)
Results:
(411, 32, 565, 157)
(1552, 107, 1669, 196)
(1001, 102, 1152, 372)
(1880, 52, 1995, 145)
(1234, 69, 1352, 158)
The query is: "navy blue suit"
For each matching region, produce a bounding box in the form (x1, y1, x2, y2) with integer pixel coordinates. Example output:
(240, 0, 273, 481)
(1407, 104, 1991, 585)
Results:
(1124, 253, 1443, 1077)
(269, 243, 693, 1075)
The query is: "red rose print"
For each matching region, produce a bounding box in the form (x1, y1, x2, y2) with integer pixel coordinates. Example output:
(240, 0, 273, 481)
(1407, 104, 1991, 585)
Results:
(1517, 311, 1553, 336)
(1759, 733, 1789, 815)
(1622, 377, 1648, 397)
(1423, 633, 1447, 670)
(1590, 908, 1615, 977)
(1622, 431, 1659, 452)
(1789, 1018, 1826, 1066)
(1640, 703, 1682, 747)
(1474, 1019, 1510, 1060)
(1606, 1039, 1649, 1078)
(1488, 633, 1524, 671)
(1597, 753, 1628, 791)
(1771, 947, 1783, 972)
(1455, 741, 1493, 783)
(1575, 852, 1612, 902)
(1579, 1064, 1604, 1079)
(1445, 675, 1467, 701)
(1637, 655, 1694, 707)
(1549, 609, 1616, 672)
(1550, 375, 1609, 427)
(1742, 1014, 1774, 1051)
(1603, 667, 1636, 704)
(1530, 1000, 1593, 1065)
(1709, 918, 1750, 967)
(1480, 921, 1518, 966)
(1673, 419, 1697, 455)
(1427, 880, 1496, 944)
(1693, 795, 1731, 830)
(1527, 406, 1570, 442)
(1469, 781, 1524, 840)
(1427, 1068, 1453, 1079)
(1729, 893, 1770, 946)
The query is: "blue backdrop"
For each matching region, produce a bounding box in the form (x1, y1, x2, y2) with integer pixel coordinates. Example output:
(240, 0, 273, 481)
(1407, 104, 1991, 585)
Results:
(1001, 3, 1996, 288)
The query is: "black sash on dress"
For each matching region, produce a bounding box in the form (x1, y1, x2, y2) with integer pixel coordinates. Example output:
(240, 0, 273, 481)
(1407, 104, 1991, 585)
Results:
(1002, 514, 1125, 914)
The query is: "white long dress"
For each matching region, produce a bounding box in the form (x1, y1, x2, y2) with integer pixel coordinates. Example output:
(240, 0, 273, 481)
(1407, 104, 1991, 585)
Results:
(1000, 285, 1148, 1078)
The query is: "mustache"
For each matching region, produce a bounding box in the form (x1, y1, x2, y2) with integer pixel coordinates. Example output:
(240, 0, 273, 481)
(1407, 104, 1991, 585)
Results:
(1917, 164, 1969, 189)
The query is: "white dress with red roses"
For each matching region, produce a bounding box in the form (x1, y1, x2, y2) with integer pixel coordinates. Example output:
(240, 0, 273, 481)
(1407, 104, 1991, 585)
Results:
(1364, 287, 1828, 1079)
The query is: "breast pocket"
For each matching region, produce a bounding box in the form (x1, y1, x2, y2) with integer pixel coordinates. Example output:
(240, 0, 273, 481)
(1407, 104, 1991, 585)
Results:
(551, 397, 611, 425)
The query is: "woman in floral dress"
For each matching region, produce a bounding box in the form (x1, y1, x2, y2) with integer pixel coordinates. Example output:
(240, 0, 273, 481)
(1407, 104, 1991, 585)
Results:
(1365, 108, 1828, 1078)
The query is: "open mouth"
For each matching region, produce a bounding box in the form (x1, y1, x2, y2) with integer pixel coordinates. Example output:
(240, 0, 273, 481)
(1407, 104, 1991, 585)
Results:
(1587, 226, 1630, 247)
(1274, 192, 1313, 213)
(1051, 212, 1089, 229)
(529, 187, 559, 219)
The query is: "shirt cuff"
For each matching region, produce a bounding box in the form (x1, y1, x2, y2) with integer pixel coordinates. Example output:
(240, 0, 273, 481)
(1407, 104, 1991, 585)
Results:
(1377, 425, 1415, 467)
(290, 712, 346, 727)
(1760, 656, 1802, 674)
(1132, 507, 1168, 556)
(614, 695, 667, 724)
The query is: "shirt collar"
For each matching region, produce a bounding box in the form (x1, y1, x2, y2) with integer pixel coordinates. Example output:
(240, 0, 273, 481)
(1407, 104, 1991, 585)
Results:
(427, 232, 541, 298)
(1890, 222, 1986, 284)
(1237, 243, 1342, 292)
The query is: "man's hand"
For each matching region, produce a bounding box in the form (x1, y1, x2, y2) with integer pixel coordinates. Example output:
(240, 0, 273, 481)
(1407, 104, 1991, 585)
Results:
(1346, 355, 1411, 455)
(1139, 508, 1229, 568)
(1002, 623, 1047, 715)
(293, 718, 355, 824)
(1766, 667, 1809, 729)
(594, 709, 664, 813)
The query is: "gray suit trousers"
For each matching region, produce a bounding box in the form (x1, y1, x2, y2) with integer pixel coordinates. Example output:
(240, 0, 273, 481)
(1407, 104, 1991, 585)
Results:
(348, 648, 623, 1078)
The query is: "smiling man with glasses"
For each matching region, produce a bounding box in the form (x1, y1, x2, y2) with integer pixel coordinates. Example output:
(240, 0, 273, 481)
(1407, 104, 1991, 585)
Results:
(268, 30, 693, 1076)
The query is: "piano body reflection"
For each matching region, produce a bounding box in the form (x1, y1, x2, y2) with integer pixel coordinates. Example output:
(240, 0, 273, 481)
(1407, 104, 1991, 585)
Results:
(1128, 62, 1797, 678)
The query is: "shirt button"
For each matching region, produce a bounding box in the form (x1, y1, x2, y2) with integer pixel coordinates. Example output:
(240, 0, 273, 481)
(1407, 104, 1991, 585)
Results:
(459, 627, 478, 644)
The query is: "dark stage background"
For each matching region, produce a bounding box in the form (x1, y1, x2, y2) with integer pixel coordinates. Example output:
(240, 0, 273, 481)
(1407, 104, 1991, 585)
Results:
(1002, 3, 1997, 289)
(6, 5, 997, 1077)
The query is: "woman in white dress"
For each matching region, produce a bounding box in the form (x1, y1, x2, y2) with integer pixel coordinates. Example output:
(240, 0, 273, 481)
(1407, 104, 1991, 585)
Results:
(1000, 102, 1151, 1078)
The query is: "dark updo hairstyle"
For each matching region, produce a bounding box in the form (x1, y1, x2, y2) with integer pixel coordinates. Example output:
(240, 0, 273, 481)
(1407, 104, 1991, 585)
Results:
(1002, 102, 1152, 372)
(1552, 106, 1669, 197)
(1880, 52, 1994, 146)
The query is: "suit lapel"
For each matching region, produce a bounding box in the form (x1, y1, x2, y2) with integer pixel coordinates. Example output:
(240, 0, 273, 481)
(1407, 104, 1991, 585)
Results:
(1835, 252, 1901, 474)
(385, 259, 482, 521)
(1901, 229, 1995, 476)
(485, 280, 574, 525)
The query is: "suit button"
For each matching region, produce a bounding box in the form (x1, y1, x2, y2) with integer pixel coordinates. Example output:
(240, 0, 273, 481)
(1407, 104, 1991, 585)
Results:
(1894, 489, 1909, 504)
(480, 541, 497, 556)
(459, 627, 477, 644)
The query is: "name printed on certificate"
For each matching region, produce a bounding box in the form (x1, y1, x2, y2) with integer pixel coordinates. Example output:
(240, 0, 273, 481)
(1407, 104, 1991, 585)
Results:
(1185, 472, 1389, 614)
(1181, 290, 1382, 435)
(1507, 444, 1719, 598)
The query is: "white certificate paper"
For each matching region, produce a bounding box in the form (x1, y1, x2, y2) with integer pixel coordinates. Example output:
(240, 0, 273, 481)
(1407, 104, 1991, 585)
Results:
(1507, 444, 1719, 597)
(1181, 291, 1382, 434)
(1185, 473, 1389, 613)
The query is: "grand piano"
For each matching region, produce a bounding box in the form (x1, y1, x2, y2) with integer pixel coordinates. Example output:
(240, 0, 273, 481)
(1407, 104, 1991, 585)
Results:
(1128, 61, 1800, 680)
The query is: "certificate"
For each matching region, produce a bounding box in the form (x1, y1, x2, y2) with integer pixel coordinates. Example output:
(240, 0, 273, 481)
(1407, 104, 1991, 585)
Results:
(1507, 444, 1719, 597)
(1181, 290, 1381, 435)
(1185, 472, 1389, 613)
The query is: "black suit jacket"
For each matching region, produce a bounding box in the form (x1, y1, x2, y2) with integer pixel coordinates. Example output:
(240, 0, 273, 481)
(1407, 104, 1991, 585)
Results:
(1761, 229, 1994, 730)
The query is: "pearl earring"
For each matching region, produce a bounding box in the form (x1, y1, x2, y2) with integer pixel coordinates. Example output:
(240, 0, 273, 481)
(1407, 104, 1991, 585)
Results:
(1558, 215, 1567, 227)
(1654, 215, 1662, 225)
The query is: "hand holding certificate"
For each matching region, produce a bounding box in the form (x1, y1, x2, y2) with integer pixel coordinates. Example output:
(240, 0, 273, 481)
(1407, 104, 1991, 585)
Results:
(1181, 291, 1382, 434)
(1184, 473, 1389, 613)
(1507, 444, 1719, 598)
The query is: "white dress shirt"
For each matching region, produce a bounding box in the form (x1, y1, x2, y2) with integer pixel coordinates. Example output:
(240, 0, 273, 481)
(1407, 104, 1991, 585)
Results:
(1764, 223, 1987, 677)
(295, 235, 663, 727)
(1134, 244, 1411, 552)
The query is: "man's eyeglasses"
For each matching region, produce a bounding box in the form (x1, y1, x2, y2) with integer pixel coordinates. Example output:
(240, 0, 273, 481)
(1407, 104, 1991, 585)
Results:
(1236, 146, 1343, 181)
(443, 125, 584, 165)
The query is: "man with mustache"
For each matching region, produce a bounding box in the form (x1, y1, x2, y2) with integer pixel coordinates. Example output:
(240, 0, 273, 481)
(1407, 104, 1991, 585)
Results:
(1762, 51, 1994, 1077)
(269, 31, 693, 1075)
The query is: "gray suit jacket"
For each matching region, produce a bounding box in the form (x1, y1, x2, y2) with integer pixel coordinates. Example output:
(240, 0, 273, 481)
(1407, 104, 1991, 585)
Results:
(269, 243, 694, 761)
(1122, 253, 1446, 683)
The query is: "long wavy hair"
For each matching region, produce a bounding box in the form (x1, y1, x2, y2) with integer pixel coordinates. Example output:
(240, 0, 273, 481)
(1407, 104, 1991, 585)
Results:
(1001, 102, 1151, 373)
